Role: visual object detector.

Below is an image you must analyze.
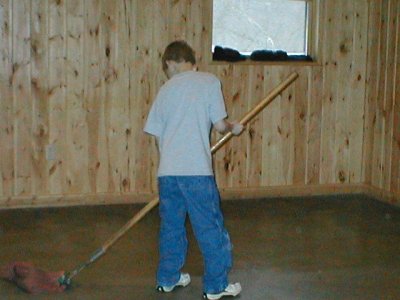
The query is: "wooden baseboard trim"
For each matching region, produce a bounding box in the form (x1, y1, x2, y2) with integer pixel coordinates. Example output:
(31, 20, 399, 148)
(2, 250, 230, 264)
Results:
(361, 185, 400, 206)
(219, 183, 366, 200)
(1, 183, 398, 210)
(0, 193, 155, 210)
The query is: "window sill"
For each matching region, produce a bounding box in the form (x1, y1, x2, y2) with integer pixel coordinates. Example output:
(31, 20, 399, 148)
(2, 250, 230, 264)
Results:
(208, 60, 321, 67)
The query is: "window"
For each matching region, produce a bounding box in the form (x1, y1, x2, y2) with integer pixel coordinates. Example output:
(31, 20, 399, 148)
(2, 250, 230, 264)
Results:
(212, 0, 316, 62)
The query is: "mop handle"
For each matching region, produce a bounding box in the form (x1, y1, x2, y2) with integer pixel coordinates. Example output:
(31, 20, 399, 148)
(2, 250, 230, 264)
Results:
(62, 71, 299, 285)
(101, 71, 299, 252)
(211, 71, 299, 153)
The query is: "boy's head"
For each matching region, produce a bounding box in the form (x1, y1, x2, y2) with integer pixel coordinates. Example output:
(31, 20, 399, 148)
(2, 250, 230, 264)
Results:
(162, 40, 196, 76)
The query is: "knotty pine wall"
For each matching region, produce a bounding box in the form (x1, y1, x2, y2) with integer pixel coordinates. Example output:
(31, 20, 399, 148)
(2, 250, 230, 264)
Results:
(363, 0, 399, 204)
(0, 0, 398, 208)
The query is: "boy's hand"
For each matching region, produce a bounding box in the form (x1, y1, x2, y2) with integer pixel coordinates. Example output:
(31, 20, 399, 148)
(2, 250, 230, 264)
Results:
(214, 119, 244, 135)
(230, 121, 244, 135)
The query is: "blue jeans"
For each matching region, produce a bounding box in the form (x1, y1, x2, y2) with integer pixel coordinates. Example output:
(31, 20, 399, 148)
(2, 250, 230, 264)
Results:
(156, 176, 232, 293)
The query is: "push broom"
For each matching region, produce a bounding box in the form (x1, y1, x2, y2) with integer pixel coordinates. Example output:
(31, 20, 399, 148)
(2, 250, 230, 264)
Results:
(0, 72, 298, 294)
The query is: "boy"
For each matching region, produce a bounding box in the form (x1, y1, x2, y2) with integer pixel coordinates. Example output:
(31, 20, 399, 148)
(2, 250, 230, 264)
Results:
(144, 40, 242, 300)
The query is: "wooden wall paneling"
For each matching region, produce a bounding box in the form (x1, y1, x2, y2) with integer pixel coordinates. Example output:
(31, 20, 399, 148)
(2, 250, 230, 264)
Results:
(245, 65, 264, 187)
(65, 0, 89, 194)
(382, 0, 398, 191)
(48, 0, 67, 194)
(151, 0, 169, 102)
(222, 64, 237, 187)
(278, 68, 295, 185)
(85, 0, 107, 193)
(304, 0, 326, 185)
(348, 1, 368, 183)
(2, 0, 399, 206)
(371, 0, 388, 188)
(168, 0, 186, 41)
(147, 0, 169, 193)
(12, 0, 32, 196)
(0, 0, 13, 198)
(31, 0, 49, 195)
(128, 0, 144, 193)
(221, 64, 236, 187)
(128, 0, 139, 193)
(227, 66, 248, 188)
(391, 0, 400, 194)
(334, 0, 352, 184)
(100, 0, 115, 192)
(191, 0, 208, 66)
(320, 0, 339, 184)
(262, 69, 284, 186)
(214, 64, 234, 188)
(200, 0, 212, 66)
(276, 69, 290, 185)
(101, 0, 126, 193)
(305, 66, 323, 184)
(293, 68, 308, 184)
(363, 0, 380, 185)
(392, 91, 400, 195)
(117, 0, 133, 193)
(186, 0, 199, 54)
(133, 1, 155, 193)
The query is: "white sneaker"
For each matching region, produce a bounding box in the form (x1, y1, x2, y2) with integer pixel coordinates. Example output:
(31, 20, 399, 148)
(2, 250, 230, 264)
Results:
(156, 273, 191, 293)
(203, 283, 242, 299)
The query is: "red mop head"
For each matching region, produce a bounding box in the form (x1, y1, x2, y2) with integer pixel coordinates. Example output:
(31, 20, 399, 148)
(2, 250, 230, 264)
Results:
(0, 262, 66, 294)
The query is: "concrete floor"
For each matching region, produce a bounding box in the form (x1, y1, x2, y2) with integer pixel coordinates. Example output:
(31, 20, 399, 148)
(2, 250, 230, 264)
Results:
(1, 195, 399, 300)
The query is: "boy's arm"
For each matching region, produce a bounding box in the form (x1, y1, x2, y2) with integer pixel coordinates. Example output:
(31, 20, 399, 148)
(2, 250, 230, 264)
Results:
(214, 119, 243, 136)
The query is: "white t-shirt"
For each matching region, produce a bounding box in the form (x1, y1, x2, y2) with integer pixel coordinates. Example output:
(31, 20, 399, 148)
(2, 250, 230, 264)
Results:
(144, 70, 227, 176)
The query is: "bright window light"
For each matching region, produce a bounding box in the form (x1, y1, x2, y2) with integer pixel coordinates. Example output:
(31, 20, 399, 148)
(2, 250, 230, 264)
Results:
(212, 0, 309, 55)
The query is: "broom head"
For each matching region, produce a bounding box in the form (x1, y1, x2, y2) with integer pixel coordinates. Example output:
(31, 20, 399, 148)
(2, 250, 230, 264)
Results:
(0, 261, 66, 294)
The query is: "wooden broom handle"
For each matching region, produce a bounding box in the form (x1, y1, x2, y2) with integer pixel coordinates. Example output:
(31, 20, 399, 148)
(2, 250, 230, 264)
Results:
(211, 71, 299, 153)
(101, 71, 299, 251)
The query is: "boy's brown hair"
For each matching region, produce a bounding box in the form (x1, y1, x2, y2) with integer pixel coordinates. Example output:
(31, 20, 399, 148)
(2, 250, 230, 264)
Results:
(162, 40, 196, 72)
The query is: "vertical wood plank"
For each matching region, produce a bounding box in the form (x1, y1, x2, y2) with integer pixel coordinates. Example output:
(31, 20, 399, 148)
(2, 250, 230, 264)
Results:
(334, 0, 353, 184)
(188, 0, 206, 66)
(85, 0, 106, 193)
(200, 0, 213, 67)
(276, 68, 292, 185)
(117, 0, 133, 194)
(47, 0, 67, 194)
(214, 64, 234, 188)
(382, 0, 397, 191)
(245, 65, 264, 187)
(128, 0, 140, 192)
(12, 0, 32, 195)
(306, 66, 322, 184)
(133, 1, 155, 193)
(147, 0, 169, 192)
(0, 0, 13, 198)
(293, 68, 308, 184)
(371, 0, 388, 188)
(101, 0, 121, 193)
(228, 66, 247, 187)
(262, 69, 284, 186)
(279, 68, 295, 185)
(363, 0, 380, 185)
(169, 0, 186, 41)
(389, 0, 400, 195)
(65, 0, 88, 193)
(348, 0, 368, 183)
(31, 0, 49, 195)
(320, 0, 339, 184)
